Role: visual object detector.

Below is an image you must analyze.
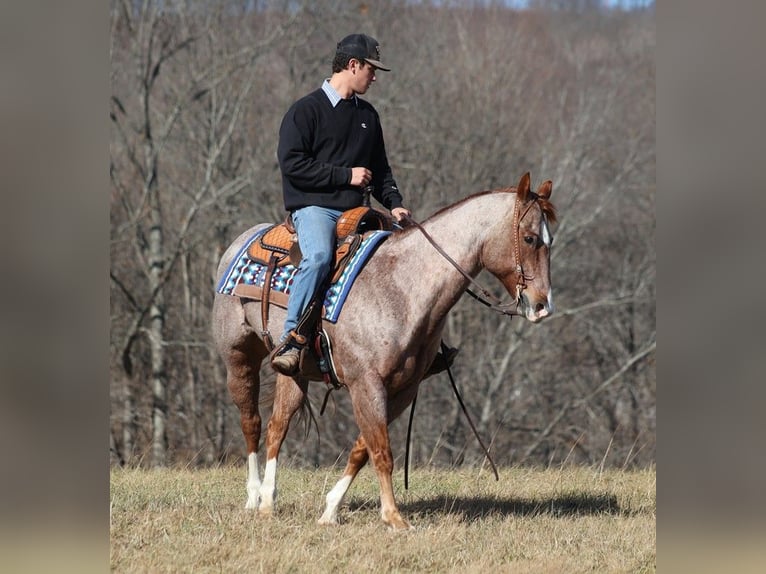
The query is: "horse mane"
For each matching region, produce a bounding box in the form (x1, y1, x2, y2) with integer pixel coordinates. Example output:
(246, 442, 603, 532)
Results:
(423, 187, 557, 226)
(536, 196, 557, 225)
(424, 190, 495, 222)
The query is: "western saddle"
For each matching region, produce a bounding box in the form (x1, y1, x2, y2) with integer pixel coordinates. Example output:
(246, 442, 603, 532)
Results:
(240, 206, 393, 354)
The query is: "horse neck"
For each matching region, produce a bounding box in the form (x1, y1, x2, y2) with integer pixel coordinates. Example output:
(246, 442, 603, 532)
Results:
(387, 192, 515, 315)
(418, 191, 514, 271)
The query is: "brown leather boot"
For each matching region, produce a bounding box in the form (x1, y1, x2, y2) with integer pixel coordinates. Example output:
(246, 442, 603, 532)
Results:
(271, 345, 301, 375)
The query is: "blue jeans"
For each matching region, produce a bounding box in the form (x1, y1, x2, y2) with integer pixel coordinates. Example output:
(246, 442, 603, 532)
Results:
(282, 205, 342, 342)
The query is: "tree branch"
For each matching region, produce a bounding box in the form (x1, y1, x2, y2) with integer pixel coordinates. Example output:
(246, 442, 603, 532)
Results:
(522, 336, 656, 460)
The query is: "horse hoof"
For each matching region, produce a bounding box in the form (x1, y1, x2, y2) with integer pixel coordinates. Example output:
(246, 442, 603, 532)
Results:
(384, 514, 413, 531)
(317, 516, 339, 526)
(388, 520, 414, 531)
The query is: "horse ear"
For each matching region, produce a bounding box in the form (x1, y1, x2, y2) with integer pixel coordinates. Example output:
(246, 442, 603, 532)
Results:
(516, 172, 531, 201)
(537, 180, 553, 199)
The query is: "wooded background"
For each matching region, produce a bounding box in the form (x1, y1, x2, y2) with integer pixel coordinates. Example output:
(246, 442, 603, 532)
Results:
(110, 0, 655, 470)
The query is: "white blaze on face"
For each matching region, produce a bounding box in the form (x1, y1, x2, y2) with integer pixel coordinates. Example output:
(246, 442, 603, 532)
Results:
(542, 217, 554, 313)
(541, 217, 552, 248)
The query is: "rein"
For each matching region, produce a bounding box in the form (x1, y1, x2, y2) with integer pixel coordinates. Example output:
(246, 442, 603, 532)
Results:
(401, 213, 519, 316)
(405, 341, 500, 489)
(402, 194, 539, 488)
(326, 195, 541, 486)
(400, 192, 536, 317)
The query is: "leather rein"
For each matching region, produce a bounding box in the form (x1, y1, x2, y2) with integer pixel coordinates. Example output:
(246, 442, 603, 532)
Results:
(400, 192, 538, 316)
(400, 192, 539, 488)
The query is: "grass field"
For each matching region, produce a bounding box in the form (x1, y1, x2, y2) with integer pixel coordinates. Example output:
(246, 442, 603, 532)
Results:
(110, 464, 655, 573)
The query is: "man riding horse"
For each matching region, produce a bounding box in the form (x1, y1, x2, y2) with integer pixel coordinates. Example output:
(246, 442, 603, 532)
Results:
(271, 34, 416, 375)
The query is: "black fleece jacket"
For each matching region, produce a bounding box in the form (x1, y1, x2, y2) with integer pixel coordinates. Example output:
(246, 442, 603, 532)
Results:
(277, 88, 403, 212)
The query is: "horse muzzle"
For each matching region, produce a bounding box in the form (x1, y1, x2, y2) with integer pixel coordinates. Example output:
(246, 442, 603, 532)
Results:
(519, 292, 554, 323)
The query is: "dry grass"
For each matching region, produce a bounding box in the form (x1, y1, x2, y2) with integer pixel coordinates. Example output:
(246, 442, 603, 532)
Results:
(110, 464, 655, 573)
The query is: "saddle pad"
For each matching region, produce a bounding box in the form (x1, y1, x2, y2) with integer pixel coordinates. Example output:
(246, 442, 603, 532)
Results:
(216, 228, 391, 323)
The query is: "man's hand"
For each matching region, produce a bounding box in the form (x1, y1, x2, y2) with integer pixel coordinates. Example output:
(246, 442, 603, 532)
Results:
(391, 207, 412, 222)
(350, 167, 372, 187)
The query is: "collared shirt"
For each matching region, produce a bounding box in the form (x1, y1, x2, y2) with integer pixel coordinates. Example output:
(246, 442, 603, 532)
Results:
(322, 79, 357, 108)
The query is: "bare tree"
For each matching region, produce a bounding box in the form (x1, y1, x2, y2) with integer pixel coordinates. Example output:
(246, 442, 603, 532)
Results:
(110, 1, 655, 469)
(110, 0, 292, 465)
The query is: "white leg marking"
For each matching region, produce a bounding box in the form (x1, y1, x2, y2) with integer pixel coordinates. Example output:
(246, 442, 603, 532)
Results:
(258, 458, 278, 513)
(245, 453, 261, 510)
(318, 475, 353, 525)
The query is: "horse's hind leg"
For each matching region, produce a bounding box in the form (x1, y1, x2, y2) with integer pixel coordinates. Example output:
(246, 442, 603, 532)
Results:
(258, 373, 308, 515)
(224, 342, 266, 510)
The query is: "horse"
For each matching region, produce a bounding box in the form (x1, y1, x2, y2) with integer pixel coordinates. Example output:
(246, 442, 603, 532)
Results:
(211, 172, 556, 529)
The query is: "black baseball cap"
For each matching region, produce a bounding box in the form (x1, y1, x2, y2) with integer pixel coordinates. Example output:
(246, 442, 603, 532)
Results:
(335, 34, 391, 72)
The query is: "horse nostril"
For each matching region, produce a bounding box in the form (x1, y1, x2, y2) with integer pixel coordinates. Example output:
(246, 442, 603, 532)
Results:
(535, 302, 546, 313)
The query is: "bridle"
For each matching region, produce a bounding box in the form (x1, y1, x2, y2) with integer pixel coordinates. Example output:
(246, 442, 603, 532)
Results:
(509, 190, 541, 301)
(400, 191, 541, 317)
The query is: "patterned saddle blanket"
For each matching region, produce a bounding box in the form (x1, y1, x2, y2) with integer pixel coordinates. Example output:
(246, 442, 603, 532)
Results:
(216, 228, 391, 322)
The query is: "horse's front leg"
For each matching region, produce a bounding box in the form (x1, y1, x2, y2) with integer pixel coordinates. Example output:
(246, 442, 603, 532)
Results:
(318, 435, 368, 525)
(319, 384, 420, 525)
(348, 379, 413, 530)
(258, 373, 308, 515)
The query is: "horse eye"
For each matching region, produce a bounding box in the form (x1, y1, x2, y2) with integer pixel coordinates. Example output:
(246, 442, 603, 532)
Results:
(524, 236, 535, 245)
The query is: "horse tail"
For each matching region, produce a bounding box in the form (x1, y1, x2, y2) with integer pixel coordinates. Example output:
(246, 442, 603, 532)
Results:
(258, 375, 319, 441)
(296, 395, 319, 441)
